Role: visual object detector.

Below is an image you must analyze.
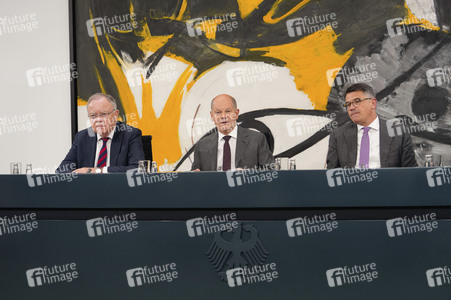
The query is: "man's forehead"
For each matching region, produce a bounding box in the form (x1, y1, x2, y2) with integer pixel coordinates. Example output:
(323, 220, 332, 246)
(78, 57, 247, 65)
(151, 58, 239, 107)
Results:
(213, 98, 233, 109)
(345, 92, 367, 101)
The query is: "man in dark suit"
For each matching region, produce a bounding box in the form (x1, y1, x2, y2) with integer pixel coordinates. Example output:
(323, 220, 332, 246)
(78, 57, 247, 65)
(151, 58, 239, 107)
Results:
(191, 94, 274, 171)
(327, 83, 417, 168)
(57, 93, 144, 173)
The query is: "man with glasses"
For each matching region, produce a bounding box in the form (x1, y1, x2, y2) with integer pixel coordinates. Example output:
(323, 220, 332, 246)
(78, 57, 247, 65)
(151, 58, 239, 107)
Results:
(327, 83, 417, 168)
(57, 93, 144, 173)
(191, 94, 274, 171)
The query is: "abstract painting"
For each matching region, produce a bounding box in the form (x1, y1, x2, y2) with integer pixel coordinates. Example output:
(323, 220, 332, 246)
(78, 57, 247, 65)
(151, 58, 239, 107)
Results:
(72, 0, 451, 170)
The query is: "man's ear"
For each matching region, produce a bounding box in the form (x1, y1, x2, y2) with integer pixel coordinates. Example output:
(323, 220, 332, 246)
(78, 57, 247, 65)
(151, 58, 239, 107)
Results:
(371, 98, 377, 109)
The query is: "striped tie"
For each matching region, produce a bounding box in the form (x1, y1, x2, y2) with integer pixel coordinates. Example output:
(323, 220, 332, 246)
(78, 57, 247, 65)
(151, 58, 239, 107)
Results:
(97, 138, 109, 168)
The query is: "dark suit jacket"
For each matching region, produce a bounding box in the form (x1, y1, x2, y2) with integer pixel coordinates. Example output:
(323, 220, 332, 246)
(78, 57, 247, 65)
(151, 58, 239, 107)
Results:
(57, 122, 145, 173)
(327, 118, 417, 168)
(191, 126, 275, 171)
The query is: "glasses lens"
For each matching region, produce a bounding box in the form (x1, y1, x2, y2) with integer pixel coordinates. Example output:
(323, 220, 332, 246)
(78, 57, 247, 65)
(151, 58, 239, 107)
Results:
(344, 99, 363, 109)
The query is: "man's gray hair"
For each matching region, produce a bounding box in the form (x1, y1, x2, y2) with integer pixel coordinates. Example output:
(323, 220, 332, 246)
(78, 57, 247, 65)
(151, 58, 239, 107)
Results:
(344, 83, 376, 99)
(86, 93, 118, 110)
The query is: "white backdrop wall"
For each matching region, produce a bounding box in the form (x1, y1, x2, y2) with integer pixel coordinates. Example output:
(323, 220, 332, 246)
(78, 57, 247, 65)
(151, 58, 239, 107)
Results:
(0, 0, 71, 174)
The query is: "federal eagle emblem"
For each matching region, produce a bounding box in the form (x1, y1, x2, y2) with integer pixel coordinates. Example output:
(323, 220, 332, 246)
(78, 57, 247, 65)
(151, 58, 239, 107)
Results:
(206, 223, 269, 280)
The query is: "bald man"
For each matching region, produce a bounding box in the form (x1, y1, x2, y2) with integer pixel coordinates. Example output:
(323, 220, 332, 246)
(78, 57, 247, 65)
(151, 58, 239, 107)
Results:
(191, 94, 274, 171)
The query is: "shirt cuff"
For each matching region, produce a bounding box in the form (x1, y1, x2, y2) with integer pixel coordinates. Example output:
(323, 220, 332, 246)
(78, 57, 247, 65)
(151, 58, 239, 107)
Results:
(102, 167, 108, 174)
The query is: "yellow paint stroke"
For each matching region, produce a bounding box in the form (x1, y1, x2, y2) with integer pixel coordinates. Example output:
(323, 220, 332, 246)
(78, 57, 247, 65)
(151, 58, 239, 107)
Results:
(102, 52, 138, 117)
(254, 26, 353, 110)
(81, 5, 203, 166)
(210, 43, 241, 57)
(149, 67, 194, 163)
(138, 27, 194, 67)
(88, 9, 105, 64)
(99, 50, 194, 164)
(105, 35, 126, 66)
(194, 15, 241, 40)
(95, 68, 107, 95)
(137, 23, 173, 52)
(237, 0, 264, 19)
(402, 3, 441, 31)
(175, 0, 188, 20)
(89, 22, 196, 165)
(130, 2, 135, 16)
(77, 98, 87, 106)
(263, 0, 312, 24)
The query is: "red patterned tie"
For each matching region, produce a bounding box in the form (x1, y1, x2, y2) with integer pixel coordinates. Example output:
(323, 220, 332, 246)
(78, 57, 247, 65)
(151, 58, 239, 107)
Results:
(97, 138, 109, 168)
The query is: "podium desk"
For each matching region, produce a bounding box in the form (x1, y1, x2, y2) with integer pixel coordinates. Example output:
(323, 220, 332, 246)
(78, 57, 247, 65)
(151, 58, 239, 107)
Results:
(1, 168, 450, 299)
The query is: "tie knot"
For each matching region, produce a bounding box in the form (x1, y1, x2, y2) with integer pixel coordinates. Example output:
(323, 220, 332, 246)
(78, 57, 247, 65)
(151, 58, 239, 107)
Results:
(101, 137, 109, 143)
(223, 136, 231, 142)
(363, 127, 370, 134)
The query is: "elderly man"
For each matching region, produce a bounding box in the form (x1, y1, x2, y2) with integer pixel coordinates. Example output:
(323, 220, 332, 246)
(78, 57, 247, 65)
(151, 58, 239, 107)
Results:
(57, 93, 144, 173)
(191, 94, 274, 171)
(327, 83, 417, 169)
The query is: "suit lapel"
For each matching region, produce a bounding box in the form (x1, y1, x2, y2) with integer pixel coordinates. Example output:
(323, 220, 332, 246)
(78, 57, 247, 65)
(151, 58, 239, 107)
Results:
(235, 126, 249, 167)
(110, 123, 123, 166)
(344, 123, 358, 167)
(379, 118, 392, 168)
(88, 134, 97, 167)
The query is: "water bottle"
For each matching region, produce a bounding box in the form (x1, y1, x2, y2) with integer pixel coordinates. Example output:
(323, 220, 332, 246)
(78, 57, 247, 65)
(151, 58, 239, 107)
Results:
(275, 158, 281, 170)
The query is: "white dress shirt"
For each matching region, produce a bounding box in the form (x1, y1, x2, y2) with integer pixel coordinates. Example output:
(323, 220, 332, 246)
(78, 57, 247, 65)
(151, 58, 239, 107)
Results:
(217, 126, 238, 171)
(94, 127, 116, 173)
(355, 116, 381, 169)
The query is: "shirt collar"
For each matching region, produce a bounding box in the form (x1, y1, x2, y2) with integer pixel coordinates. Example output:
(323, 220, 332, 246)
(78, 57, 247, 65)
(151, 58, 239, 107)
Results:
(218, 125, 238, 142)
(357, 116, 379, 131)
(97, 125, 116, 141)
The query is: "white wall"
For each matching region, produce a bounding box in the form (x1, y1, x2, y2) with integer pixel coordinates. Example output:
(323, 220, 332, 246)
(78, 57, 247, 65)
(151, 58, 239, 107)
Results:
(0, 0, 71, 174)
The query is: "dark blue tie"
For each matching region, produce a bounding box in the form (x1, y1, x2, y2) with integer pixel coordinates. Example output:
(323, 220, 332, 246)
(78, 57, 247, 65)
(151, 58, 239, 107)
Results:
(223, 136, 231, 171)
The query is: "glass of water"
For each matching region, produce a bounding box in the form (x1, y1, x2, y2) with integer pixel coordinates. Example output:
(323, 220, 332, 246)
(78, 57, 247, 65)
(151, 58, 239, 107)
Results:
(275, 158, 281, 170)
(138, 160, 150, 173)
(289, 159, 296, 170)
(10, 162, 22, 174)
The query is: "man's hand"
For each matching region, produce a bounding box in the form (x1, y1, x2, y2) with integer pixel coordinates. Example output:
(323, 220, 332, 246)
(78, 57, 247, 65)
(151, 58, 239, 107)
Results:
(192, 169, 201, 172)
(73, 167, 101, 174)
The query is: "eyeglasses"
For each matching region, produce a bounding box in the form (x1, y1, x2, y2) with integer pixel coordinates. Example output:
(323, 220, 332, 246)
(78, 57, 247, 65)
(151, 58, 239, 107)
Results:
(88, 109, 116, 119)
(343, 98, 372, 109)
